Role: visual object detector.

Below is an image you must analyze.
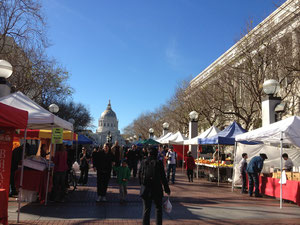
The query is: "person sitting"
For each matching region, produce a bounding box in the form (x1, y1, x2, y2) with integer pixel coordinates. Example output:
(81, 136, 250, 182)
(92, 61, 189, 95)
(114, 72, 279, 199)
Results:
(282, 153, 294, 171)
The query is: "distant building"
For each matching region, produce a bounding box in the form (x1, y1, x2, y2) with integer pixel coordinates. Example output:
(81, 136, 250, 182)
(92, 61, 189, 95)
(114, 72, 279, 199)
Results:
(96, 100, 124, 145)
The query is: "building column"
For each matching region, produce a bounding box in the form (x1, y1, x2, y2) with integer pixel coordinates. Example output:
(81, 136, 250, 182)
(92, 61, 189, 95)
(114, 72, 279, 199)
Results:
(189, 120, 198, 158)
(262, 95, 282, 127)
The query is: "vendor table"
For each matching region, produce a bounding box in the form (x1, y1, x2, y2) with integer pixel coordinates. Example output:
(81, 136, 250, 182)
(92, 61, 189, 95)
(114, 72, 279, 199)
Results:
(260, 176, 300, 206)
(196, 163, 233, 182)
(0, 189, 8, 225)
(15, 169, 52, 204)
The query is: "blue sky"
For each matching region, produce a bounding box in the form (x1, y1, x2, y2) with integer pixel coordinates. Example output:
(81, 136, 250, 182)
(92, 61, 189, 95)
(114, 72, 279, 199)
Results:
(43, 0, 281, 132)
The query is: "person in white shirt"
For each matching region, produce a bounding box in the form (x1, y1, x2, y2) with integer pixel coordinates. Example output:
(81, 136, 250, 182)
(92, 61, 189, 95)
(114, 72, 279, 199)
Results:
(166, 146, 177, 184)
(239, 153, 248, 194)
(282, 153, 294, 171)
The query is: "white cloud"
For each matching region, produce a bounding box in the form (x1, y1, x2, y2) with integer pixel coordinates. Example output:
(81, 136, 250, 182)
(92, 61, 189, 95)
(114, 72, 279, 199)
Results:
(165, 38, 180, 67)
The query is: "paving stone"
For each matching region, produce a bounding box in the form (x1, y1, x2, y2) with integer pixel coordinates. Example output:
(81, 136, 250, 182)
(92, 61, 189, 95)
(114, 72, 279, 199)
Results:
(8, 170, 300, 224)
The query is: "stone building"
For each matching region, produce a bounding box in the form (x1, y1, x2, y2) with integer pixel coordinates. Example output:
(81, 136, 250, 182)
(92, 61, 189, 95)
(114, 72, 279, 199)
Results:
(188, 0, 300, 128)
(96, 100, 124, 145)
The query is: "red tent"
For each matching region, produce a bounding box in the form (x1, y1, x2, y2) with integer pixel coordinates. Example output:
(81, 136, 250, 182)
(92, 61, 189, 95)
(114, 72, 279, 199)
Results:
(0, 102, 28, 129)
(0, 102, 28, 225)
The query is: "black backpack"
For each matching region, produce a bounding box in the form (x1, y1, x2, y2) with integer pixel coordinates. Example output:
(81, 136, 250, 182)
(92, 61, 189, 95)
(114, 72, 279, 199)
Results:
(141, 159, 157, 186)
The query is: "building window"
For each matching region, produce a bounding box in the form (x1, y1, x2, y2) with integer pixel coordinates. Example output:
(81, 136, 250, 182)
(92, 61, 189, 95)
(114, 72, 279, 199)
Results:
(111, 123, 113, 127)
(104, 123, 106, 127)
(107, 123, 109, 127)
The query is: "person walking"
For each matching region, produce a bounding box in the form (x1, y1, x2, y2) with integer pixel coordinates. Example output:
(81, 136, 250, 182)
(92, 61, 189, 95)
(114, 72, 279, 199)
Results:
(166, 146, 177, 184)
(246, 153, 268, 197)
(239, 153, 248, 194)
(113, 159, 131, 203)
(126, 145, 139, 178)
(78, 147, 90, 185)
(139, 147, 170, 225)
(111, 141, 122, 177)
(93, 143, 114, 202)
(51, 144, 68, 202)
(186, 151, 195, 182)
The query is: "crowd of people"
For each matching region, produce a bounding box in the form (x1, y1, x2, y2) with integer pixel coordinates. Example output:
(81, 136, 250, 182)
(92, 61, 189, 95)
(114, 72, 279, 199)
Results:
(10, 139, 296, 225)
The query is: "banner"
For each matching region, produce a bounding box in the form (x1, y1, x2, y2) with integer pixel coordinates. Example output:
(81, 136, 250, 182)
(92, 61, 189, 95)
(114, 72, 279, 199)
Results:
(51, 128, 63, 144)
(0, 127, 14, 196)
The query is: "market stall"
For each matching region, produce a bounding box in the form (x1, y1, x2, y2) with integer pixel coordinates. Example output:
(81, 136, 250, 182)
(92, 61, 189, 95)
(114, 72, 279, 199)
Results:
(0, 92, 73, 221)
(198, 122, 250, 185)
(195, 159, 233, 182)
(184, 126, 221, 178)
(235, 116, 300, 208)
(0, 102, 28, 225)
(161, 131, 188, 169)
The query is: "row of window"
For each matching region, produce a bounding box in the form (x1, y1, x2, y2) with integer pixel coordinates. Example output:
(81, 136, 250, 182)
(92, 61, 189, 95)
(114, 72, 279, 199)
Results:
(99, 122, 116, 127)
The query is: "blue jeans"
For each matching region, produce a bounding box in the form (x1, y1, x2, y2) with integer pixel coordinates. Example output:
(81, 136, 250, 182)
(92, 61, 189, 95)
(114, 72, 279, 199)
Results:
(248, 172, 259, 196)
(167, 164, 176, 183)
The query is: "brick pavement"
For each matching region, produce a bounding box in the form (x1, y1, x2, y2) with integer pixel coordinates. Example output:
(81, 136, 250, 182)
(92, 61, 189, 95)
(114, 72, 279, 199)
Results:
(7, 170, 300, 225)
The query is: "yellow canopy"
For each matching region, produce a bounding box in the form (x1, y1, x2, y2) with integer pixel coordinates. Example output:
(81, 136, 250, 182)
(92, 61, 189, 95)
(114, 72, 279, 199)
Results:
(39, 130, 78, 141)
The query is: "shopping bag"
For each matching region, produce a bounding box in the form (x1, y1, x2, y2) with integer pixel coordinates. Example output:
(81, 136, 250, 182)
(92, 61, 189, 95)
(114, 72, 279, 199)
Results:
(278, 170, 287, 184)
(72, 161, 80, 172)
(163, 197, 172, 213)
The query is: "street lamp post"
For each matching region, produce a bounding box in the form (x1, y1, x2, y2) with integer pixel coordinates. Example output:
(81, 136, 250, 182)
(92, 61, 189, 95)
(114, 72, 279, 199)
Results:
(262, 79, 282, 127)
(162, 122, 169, 136)
(106, 131, 112, 146)
(49, 104, 59, 114)
(45, 103, 60, 205)
(149, 128, 154, 139)
(189, 111, 199, 158)
(0, 60, 13, 97)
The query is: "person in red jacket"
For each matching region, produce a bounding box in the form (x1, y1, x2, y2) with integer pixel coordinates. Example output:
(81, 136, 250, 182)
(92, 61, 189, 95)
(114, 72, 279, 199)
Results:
(186, 151, 195, 182)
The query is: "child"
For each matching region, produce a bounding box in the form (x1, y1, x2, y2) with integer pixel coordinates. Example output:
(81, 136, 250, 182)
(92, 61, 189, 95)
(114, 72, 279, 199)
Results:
(239, 153, 248, 194)
(113, 159, 131, 203)
(186, 151, 195, 182)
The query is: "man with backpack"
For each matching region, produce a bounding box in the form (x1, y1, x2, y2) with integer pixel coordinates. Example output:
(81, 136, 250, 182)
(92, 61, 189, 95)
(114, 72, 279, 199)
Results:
(139, 147, 170, 225)
(166, 146, 177, 184)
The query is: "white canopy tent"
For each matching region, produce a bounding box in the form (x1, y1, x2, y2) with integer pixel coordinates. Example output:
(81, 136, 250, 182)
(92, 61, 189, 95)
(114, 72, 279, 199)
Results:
(158, 131, 182, 144)
(235, 116, 300, 209)
(0, 91, 73, 130)
(183, 126, 220, 145)
(0, 92, 73, 220)
(159, 131, 188, 171)
(183, 126, 221, 178)
(156, 132, 173, 143)
(168, 131, 188, 145)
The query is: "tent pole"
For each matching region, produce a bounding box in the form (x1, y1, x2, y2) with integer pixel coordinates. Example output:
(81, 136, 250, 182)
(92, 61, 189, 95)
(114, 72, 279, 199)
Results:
(17, 128, 27, 223)
(218, 144, 220, 187)
(232, 142, 237, 192)
(76, 140, 79, 162)
(196, 144, 199, 179)
(280, 131, 283, 209)
(182, 143, 184, 172)
(45, 126, 54, 205)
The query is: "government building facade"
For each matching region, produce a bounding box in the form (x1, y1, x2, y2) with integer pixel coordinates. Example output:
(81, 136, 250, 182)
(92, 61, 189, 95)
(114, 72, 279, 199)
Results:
(96, 100, 124, 146)
(188, 0, 300, 129)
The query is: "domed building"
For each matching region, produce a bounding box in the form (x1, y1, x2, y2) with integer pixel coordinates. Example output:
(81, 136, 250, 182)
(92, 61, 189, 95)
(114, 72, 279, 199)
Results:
(96, 100, 124, 145)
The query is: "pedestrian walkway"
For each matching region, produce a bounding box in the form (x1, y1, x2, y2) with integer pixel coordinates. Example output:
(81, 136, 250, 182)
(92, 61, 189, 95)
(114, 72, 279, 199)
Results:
(8, 170, 300, 224)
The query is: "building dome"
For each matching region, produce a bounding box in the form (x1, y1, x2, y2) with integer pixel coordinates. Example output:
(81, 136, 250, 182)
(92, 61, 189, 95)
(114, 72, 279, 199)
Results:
(100, 100, 117, 119)
(96, 100, 124, 145)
